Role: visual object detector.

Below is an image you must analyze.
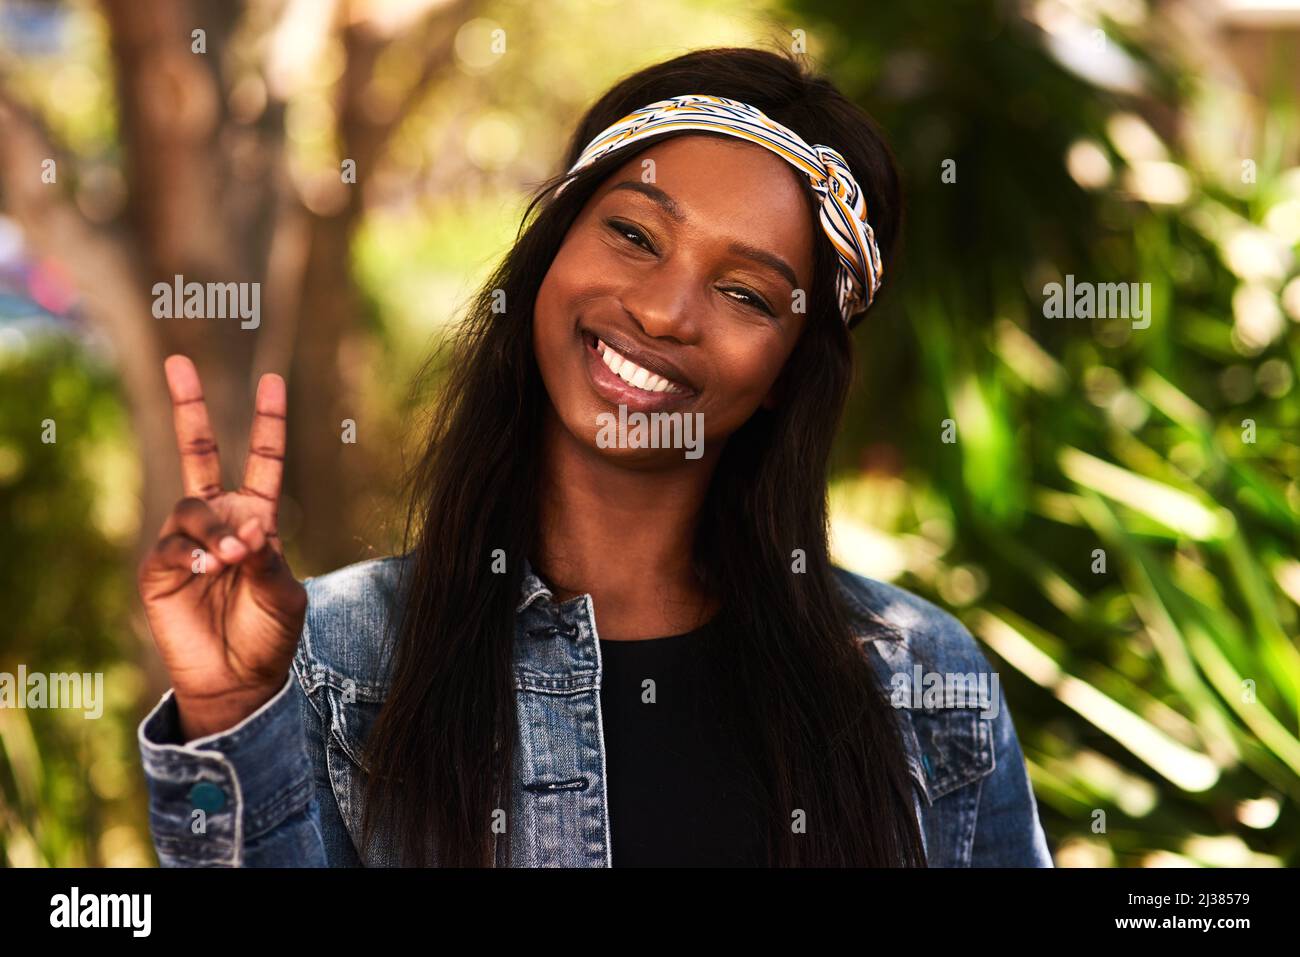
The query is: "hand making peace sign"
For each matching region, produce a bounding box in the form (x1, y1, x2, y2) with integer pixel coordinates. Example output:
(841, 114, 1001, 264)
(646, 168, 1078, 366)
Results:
(137, 355, 307, 742)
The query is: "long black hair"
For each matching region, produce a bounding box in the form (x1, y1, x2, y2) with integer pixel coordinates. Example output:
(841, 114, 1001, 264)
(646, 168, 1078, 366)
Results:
(359, 44, 925, 866)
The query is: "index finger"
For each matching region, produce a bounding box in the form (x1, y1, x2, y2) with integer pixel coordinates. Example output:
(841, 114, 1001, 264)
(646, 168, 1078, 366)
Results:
(164, 354, 224, 500)
(240, 372, 287, 510)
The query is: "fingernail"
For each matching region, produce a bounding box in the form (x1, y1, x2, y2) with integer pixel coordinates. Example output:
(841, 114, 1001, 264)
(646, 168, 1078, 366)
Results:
(218, 536, 246, 560)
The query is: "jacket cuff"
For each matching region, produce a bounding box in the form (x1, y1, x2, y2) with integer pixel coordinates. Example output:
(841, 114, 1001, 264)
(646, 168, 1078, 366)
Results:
(137, 674, 311, 866)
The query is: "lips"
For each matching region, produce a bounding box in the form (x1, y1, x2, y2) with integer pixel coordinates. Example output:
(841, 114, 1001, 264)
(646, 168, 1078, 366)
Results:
(594, 338, 690, 394)
(580, 329, 698, 395)
(580, 328, 699, 413)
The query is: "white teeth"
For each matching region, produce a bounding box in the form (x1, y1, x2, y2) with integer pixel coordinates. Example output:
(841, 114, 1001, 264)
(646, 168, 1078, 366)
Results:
(595, 338, 685, 395)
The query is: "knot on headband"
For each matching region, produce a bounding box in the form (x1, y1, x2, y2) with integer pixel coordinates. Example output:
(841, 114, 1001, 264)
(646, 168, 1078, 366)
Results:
(556, 93, 884, 324)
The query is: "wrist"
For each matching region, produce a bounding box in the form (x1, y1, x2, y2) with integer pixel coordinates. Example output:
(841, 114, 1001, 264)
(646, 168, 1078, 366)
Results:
(175, 683, 284, 741)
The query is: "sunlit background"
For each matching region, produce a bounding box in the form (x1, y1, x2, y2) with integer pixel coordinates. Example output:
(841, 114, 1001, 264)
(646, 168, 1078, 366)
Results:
(1, 0, 1298, 866)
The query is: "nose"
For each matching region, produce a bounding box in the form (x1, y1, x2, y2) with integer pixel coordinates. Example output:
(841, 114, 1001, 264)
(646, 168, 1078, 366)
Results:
(619, 260, 703, 344)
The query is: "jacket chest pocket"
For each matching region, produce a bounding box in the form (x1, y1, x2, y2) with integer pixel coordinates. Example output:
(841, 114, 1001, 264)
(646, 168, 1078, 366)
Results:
(897, 703, 998, 867)
(904, 705, 996, 805)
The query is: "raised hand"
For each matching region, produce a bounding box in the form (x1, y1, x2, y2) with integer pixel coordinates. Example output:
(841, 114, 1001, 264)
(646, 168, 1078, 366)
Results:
(137, 355, 307, 741)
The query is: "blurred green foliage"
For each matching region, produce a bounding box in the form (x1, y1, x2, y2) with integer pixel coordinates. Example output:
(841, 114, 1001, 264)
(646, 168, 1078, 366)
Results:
(0, 334, 152, 865)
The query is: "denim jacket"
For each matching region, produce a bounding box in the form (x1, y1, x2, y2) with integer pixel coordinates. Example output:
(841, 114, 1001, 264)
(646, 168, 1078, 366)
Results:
(137, 554, 1053, 867)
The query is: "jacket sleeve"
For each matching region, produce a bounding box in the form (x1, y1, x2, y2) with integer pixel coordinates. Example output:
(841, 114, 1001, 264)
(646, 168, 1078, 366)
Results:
(136, 612, 360, 866)
(969, 674, 1053, 867)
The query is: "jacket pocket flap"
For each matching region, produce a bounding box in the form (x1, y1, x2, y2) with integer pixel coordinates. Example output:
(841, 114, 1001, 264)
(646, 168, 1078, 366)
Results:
(323, 685, 383, 769)
(906, 705, 995, 801)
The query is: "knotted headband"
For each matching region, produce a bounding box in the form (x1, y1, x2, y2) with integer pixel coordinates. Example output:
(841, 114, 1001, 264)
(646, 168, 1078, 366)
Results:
(556, 93, 883, 324)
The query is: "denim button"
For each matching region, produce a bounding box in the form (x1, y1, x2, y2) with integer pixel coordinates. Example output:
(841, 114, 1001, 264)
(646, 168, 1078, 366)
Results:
(189, 781, 227, 812)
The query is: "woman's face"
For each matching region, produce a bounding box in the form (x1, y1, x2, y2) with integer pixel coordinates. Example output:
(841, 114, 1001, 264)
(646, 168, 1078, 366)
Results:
(533, 134, 816, 463)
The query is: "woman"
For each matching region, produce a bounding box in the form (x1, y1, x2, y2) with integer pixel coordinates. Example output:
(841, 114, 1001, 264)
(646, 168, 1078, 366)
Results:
(137, 46, 1052, 867)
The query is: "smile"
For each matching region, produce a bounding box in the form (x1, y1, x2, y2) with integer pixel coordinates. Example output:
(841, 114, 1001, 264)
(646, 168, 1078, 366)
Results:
(580, 330, 697, 414)
(594, 338, 688, 394)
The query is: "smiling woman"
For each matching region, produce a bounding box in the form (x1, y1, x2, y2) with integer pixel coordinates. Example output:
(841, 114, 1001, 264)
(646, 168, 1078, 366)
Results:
(134, 45, 1052, 868)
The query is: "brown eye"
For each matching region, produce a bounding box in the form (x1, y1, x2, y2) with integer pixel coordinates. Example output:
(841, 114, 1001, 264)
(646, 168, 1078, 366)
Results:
(605, 218, 655, 253)
(721, 285, 775, 316)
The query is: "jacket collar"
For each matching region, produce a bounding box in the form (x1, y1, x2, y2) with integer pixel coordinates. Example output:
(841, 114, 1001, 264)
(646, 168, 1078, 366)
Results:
(516, 557, 904, 644)
(516, 557, 554, 613)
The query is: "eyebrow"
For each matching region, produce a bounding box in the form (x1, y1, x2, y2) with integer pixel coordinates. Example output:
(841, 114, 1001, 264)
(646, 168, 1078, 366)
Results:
(607, 180, 801, 290)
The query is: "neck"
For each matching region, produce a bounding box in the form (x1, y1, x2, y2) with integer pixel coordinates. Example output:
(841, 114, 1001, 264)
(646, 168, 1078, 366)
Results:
(534, 406, 722, 640)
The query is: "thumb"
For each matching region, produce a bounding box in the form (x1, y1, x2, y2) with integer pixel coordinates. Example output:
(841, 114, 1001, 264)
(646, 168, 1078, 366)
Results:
(235, 516, 290, 581)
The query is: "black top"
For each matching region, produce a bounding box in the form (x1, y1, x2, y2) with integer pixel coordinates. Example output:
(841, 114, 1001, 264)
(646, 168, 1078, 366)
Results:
(598, 619, 770, 867)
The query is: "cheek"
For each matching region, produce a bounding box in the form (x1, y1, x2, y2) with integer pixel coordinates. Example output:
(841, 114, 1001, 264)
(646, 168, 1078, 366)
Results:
(534, 256, 568, 337)
(701, 341, 793, 432)
(534, 245, 586, 352)
(532, 248, 598, 417)
(531, 277, 555, 373)
(535, 235, 604, 339)
(531, 278, 568, 414)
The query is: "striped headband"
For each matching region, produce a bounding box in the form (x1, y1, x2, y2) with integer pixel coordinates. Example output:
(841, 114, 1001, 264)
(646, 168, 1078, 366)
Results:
(556, 93, 883, 324)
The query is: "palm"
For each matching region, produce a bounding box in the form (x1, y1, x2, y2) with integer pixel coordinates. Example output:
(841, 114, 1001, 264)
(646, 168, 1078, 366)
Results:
(139, 356, 305, 711)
